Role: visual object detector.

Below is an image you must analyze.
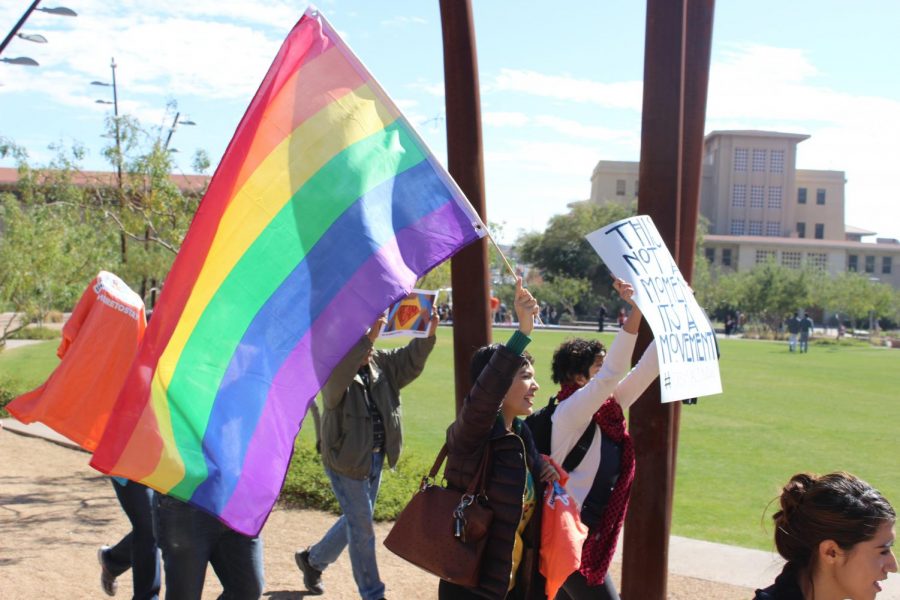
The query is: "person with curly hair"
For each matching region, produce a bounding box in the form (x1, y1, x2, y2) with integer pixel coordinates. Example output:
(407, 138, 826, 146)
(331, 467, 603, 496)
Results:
(535, 280, 659, 599)
(755, 471, 897, 600)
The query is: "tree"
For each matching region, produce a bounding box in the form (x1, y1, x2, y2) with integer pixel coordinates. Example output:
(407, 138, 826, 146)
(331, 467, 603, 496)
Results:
(0, 110, 208, 343)
(517, 201, 636, 317)
(824, 272, 897, 330)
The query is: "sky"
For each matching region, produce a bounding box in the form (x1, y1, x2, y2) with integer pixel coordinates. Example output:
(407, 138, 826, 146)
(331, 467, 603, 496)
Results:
(2, 1, 900, 244)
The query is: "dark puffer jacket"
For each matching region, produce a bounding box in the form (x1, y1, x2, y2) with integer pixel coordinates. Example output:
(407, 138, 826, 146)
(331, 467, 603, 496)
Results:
(444, 344, 547, 600)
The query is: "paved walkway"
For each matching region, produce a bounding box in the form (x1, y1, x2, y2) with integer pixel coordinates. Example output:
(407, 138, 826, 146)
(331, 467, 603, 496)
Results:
(2, 419, 897, 597)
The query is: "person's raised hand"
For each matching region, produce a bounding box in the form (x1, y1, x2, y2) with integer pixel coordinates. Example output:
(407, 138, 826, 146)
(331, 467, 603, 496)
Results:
(426, 308, 439, 338)
(367, 315, 387, 342)
(613, 278, 636, 307)
(513, 277, 539, 336)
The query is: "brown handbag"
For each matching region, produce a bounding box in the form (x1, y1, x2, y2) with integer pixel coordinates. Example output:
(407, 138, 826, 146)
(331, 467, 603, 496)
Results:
(383, 443, 493, 588)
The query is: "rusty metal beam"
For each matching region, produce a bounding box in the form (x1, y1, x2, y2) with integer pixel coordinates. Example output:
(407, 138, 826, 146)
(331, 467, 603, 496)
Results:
(439, 0, 492, 410)
(621, 1, 714, 598)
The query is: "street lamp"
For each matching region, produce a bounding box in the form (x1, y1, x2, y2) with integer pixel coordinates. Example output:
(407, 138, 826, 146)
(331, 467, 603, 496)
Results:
(92, 57, 122, 190)
(16, 33, 47, 44)
(36, 6, 77, 17)
(164, 111, 197, 150)
(1, 56, 39, 66)
(0, 1, 77, 64)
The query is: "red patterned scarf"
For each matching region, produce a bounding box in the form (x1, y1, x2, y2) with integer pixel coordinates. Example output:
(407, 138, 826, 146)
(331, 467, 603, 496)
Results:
(556, 386, 636, 586)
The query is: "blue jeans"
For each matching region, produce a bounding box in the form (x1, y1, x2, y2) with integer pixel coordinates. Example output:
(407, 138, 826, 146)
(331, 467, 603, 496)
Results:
(106, 479, 161, 600)
(309, 451, 385, 600)
(156, 495, 264, 600)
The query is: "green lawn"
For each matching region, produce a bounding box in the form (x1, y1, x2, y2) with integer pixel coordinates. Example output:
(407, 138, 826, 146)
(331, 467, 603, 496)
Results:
(0, 341, 61, 391)
(3, 329, 898, 551)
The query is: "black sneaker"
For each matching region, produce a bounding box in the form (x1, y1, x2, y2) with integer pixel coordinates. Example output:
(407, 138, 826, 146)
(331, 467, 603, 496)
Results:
(97, 546, 118, 597)
(295, 549, 324, 595)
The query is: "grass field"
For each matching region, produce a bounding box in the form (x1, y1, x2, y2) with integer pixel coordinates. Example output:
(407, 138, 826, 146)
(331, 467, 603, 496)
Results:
(2, 328, 898, 551)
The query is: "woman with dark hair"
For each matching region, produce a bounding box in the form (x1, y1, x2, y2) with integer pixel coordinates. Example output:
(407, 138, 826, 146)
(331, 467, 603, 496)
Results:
(438, 278, 558, 600)
(539, 279, 659, 599)
(755, 472, 896, 600)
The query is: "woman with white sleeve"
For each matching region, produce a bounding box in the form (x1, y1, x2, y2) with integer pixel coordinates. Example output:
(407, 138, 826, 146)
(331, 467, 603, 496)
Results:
(546, 280, 659, 599)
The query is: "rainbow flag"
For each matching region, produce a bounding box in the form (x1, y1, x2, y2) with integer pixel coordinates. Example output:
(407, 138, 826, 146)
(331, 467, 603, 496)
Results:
(90, 7, 485, 535)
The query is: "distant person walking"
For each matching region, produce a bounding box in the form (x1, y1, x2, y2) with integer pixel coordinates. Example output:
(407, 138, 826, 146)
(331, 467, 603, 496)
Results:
(786, 313, 801, 352)
(597, 304, 608, 332)
(799, 313, 813, 353)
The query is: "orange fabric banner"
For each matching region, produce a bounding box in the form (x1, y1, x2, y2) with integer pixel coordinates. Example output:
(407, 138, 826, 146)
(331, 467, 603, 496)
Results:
(7, 272, 146, 452)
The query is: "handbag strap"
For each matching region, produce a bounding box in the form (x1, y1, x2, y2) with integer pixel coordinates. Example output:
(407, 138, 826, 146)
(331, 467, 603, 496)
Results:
(425, 441, 492, 497)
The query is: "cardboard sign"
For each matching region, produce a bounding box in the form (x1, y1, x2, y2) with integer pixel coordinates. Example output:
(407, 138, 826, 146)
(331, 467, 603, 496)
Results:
(380, 289, 438, 338)
(586, 215, 722, 402)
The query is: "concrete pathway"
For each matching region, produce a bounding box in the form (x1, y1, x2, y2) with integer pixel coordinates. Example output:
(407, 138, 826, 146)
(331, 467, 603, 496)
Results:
(2, 418, 898, 597)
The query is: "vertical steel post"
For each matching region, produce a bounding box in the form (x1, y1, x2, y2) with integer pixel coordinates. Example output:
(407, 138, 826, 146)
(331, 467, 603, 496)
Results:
(439, 0, 492, 410)
(621, 1, 714, 597)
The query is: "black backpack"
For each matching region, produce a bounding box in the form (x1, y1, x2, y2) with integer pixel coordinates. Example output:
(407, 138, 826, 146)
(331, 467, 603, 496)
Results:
(524, 395, 595, 473)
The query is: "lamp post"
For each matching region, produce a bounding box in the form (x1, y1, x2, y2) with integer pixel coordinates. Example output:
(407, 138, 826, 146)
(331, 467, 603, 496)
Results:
(163, 111, 197, 151)
(0, 1, 77, 64)
(92, 58, 122, 191)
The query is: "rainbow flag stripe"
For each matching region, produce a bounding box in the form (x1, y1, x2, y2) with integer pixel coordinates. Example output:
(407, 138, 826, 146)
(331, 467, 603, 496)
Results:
(90, 8, 484, 535)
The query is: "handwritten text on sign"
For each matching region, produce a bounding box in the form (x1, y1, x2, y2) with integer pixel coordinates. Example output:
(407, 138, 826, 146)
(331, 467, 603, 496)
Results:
(586, 215, 722, 402)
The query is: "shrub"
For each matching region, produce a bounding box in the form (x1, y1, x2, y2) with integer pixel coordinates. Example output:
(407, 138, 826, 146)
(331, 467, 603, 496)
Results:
(0, 375, 19, 418)
(280, 441, 435, 521)
(45, 311, 66, 324)
(8, 327, 61, 340)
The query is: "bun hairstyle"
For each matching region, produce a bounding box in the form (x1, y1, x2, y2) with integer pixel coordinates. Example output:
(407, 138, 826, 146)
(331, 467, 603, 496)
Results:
(772, 472, 895, 570)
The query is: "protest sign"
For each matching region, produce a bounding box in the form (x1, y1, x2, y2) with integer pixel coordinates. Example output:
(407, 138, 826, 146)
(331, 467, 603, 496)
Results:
(380, 289, 438, 338)
(586, 215, 722, 402)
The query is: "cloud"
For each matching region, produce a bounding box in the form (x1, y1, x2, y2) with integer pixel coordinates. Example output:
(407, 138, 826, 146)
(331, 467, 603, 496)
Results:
(380, 16, 427, 27)
(487, 140, 602, 178)
(489, 68, 643, 110)
(483, 111, 529, 127)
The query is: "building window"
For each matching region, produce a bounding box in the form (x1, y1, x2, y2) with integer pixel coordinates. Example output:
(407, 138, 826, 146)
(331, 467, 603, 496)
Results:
(752, 149, 767, 172)
(814, 223, 824, 239)
(768, 186, 783, 209)
(796, 222, 806, 238)
(807, 253, 827, 270)
(634, 180, 639, 196)
(766, 221, 781, 236)
(722, 248, 733, 267)
(756, 249, 776, 264)
(705, 247, 715, 263)
(750, 185, 765, 208)
(732, 184, 746, 207)
(816, 188, 826, 204)
(782, 251, 802, 269)
(616, 179, 626, 196)
(865, 255, 875, 273)
(798, 188, 807, 204)
(730, 220, 745, 235)
(749, 220, 763, 236)
(734, 148, 748, 171)
(770, 150, 785, 173)
(883, 256, 893, 274)
(848, 255, 858, 272)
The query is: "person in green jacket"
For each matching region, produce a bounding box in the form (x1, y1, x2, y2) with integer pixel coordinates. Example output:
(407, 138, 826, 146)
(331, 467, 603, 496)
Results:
(296, 309, 437, 599)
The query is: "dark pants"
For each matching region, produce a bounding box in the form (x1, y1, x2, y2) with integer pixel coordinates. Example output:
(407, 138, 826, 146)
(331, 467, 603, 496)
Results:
(156, 495, 264, 600)
(105, 479, 161, 600)
(438, 580, 483, 599)
(555, 570, 619, 600)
